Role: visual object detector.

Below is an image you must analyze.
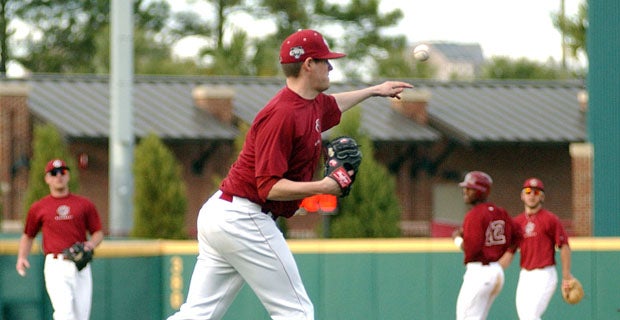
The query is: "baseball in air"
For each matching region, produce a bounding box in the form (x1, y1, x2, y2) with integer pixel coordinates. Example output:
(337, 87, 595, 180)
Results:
(413, 44, 430, 61)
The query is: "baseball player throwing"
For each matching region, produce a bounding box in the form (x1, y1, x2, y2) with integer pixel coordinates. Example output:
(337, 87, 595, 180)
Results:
(505, 178, 574, 319)
(453, 171, 520, 320)
(166, 29, 412, 320)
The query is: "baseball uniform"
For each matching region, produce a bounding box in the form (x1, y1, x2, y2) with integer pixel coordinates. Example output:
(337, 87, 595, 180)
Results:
(168, 87, 341, 320)
(24, 193, 102, 320)
(513, 208, 569, 319)
(456, 202, 519, 320)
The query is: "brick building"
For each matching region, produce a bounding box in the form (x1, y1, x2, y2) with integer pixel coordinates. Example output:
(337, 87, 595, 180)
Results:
(0, 75, 591, 237)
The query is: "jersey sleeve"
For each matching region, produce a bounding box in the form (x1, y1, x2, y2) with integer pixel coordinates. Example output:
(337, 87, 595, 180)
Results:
(552, 213, 570, 248)
(23, 201, 43, 238)
(320, 94, 341, 131)
(462, 212, 484, 260)
(83, 199, 102, 234)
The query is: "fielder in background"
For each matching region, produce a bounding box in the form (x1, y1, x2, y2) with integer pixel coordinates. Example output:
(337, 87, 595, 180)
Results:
(505, 178, 575, 319)
(453, 171, 520, 320)
(167, 29, 412, 320)
(16, 159, 103, 320)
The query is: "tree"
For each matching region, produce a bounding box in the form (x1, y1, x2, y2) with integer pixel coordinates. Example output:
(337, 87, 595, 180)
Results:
(11, 0, 196, 74)
(248, 0, 408, 80)
(23, 124, 79, 214)
(327, 108, 401, 238)
(313, 0, 409, 80)
(0, 0, 13, 75)
(481, 56, 572, 80)
(132, 133, 187, 239)
(553, 1, 588, 63)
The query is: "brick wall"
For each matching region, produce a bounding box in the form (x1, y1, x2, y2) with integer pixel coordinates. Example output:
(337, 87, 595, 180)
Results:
(0, 84, 31, 223)
(570, 143, 593, 236)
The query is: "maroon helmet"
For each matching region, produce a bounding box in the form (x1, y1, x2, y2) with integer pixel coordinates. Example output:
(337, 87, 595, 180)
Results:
(459, 171, 493, 198)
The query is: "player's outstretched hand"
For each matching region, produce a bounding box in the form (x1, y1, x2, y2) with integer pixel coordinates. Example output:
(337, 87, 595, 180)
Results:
(374, 81, 414, 99)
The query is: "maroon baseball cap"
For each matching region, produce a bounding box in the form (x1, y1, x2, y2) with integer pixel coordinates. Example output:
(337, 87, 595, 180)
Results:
(279, 29, 346, 64)
(522, 177, 544, 191)
(45, 159, 70, 173)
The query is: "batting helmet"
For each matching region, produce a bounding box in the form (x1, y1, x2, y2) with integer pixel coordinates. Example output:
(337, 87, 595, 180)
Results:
(522, 177, 544, 191)
(459, 171, 493, 194)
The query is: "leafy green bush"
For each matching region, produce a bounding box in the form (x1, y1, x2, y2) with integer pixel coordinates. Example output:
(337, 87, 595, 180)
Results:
(132, 133, 187, 239)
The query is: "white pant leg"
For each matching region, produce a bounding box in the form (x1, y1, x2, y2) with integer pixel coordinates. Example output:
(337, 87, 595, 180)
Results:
(45, 254, 91, 320)
(456, 262, 504, 320)
(168, 191, 313, 320)
(516, 266, 557, 320)
(74, 264, 93, 320)
(226, 208, 313, 320)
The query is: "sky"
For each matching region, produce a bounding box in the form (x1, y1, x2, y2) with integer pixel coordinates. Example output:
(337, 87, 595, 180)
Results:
(171, 0, 586, 69)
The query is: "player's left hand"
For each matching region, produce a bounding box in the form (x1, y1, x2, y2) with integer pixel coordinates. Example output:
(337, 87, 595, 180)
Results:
(374, 81, 414, 99)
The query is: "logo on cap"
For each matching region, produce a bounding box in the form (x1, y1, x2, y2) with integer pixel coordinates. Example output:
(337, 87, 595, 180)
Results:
(289, 46, 305, 60)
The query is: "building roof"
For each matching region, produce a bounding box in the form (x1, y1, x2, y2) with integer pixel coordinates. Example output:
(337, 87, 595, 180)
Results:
(427, 42, 485, 65)
(6, 74, 585, 145)
(411, 79, 586, 144)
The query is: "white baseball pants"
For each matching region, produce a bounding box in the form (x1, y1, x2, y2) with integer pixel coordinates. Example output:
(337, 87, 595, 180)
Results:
(515, 266, 557, 320)
(456, 262, 504, 320)
(168, 190, 314, 320)
(44, 254, 92, 320)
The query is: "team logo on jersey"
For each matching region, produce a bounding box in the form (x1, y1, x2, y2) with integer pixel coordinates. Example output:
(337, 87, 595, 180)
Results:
(524, 221, 537, 237)
(55, 205, 73, 220)
(315, 119, 321, 133)
(289, 46, 305, 60)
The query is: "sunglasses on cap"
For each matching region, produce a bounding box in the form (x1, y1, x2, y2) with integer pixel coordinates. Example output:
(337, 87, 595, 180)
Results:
(523, 187, 542, 195)
(49, 168, 68, 176)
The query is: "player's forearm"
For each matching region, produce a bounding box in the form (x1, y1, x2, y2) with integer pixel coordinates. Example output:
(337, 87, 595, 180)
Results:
(560, 245, 572, 279)
(266, 178, 340, 201)
(333, 81, 414, 112)
(332, 87, 375, 112)
(87, 231, 104, 250)
(17, 234, 34, 259)
(497, 251, 515, 269)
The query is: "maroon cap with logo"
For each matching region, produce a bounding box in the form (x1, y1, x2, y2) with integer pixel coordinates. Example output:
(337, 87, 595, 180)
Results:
(45, 159, 69, 173)
(279, 29, 346, 64)
(523, 177, 544, 191)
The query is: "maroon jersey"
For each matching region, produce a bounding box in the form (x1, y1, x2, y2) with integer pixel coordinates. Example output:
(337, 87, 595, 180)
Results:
(462, 202, 519, 265)
(24, 193, 102, 255)
(513, 208, 569, 270)
(220, 86, 341, 218)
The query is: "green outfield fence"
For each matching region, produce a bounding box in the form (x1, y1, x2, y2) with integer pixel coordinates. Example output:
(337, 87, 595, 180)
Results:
(0, 238, 618, 320)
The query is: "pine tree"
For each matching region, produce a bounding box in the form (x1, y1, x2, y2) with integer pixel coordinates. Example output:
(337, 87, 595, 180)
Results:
(23, 124, 79, 214)
(328, 108, 402, 238)
(132, 133, 187, 239)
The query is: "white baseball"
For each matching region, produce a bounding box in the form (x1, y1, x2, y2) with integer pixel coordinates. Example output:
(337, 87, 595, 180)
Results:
(413, 44, 430, 61)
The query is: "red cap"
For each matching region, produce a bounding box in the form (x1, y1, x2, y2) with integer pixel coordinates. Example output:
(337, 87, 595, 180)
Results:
(45, 159, 69, 173)
(279, 29, 346, 64)
(523, 178, 544, 191)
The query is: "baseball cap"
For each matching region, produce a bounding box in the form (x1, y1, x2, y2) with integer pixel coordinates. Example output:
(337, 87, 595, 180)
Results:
(279, 29, 346, 64)
(523, 178, 544, 191)
(45, 159, 70, 173)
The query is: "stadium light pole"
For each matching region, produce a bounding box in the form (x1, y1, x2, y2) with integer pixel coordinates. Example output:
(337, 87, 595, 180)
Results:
(109, 0, 134, 236)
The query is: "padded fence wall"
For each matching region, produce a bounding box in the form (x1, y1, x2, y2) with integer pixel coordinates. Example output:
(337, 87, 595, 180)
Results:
(0, 238, 618, 320)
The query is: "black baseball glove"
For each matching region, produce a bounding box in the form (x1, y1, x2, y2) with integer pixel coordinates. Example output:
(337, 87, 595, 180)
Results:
(62, 242, 93, 271)
(324, 136, 362, 197)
